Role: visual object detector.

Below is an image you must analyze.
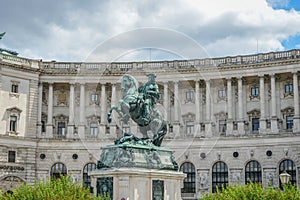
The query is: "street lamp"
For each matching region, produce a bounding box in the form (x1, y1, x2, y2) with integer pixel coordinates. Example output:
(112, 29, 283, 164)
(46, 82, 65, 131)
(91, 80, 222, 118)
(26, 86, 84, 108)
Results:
(279, 171, 291, 185)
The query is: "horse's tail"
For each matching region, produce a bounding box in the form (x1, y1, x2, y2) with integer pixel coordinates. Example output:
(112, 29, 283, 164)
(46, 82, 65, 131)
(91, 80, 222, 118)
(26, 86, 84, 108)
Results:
(107, 106, 116, 123)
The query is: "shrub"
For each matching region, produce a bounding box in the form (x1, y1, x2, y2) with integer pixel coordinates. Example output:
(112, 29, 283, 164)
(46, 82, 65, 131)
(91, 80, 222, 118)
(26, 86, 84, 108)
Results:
(201, 182, 300, 200)
(0, 175, 111, 200)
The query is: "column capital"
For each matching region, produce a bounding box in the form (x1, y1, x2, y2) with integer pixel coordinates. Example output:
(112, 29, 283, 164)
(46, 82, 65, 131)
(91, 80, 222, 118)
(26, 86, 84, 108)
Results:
(292, 71, 298, 75)
(48, 81, 54, 85)
(269, 73, 276, 77)
(226, 77, 232, 81)
(258, 74, 266, 78)
(236, 76, 243, 80)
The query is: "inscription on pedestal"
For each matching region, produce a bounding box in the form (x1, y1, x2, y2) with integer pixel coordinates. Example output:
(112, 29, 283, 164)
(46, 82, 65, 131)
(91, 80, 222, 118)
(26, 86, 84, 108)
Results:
(152, 180, 164, 200)
(97, 177, 113, 199)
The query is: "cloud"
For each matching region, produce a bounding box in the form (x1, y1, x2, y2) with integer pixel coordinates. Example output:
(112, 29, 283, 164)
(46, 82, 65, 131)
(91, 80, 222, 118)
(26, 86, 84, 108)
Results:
(0, 0, 300, 61)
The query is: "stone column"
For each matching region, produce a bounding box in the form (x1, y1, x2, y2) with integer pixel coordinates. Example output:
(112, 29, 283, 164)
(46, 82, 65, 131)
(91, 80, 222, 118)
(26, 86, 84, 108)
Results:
(109, 83, 117, 136)
(195, 80, 200, 136)
(270, 74, 278, 133)
(46, 82, 53, 138)
(259, 75, 266, 133)
(78, 83, 86, 138)
(163, 82, 169, 122)
(237, 77, 245, 134)
(226, 78, 233, 135)
(293, 72, 300, 132)
(205, 80, 212, 137)
(37, 82, 43, 137)
(67, 83, 75, 139)
(99, 83, 107, 138)
(173, 81, 180, 135)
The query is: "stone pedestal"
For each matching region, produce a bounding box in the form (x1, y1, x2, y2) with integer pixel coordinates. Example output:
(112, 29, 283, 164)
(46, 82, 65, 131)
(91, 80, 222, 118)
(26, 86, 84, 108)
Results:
(90, 142, 185, 200)
(90, 168, 185, 200)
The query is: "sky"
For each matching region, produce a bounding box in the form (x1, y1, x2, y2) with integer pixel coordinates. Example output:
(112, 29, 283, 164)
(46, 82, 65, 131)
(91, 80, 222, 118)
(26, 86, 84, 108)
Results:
(0, 0, 300, 62)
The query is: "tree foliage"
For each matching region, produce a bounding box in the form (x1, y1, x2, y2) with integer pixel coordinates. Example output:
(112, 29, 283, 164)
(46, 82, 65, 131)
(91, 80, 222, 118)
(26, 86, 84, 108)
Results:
(201, 182, 300, 200)
(0, 175, 110, 200)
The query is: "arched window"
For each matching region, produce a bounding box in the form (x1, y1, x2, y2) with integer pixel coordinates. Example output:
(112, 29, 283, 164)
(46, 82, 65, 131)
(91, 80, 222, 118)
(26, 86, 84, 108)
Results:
(245, 160, 262, 183)
(279, 159, 296, 187)
(212, 161, 228, 193)
(180, 162, 196, 193)
(83, 163, 96, 190)
(50, 163, 67, 179)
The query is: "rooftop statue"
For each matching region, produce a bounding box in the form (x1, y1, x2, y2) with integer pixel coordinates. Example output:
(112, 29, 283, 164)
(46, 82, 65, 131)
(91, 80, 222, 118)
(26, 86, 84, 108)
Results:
(108, 74, 167, 147)
(0, 32, 5, 40)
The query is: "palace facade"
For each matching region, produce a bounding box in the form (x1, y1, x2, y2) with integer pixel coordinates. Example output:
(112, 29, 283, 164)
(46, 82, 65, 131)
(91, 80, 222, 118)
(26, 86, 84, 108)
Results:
(1, 49, 300, 199)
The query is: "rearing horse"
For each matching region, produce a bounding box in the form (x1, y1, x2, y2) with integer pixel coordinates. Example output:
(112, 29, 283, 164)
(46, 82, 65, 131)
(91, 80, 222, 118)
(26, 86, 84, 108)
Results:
(107, 74, 167, 147)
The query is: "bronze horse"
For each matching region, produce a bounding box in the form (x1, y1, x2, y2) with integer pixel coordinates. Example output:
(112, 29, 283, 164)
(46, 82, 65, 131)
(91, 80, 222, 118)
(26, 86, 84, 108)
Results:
(107, 74, 167, 146)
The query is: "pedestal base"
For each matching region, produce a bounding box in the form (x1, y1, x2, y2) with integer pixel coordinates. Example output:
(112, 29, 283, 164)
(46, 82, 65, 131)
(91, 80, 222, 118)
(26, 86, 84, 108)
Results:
(89, 168, 185, 200)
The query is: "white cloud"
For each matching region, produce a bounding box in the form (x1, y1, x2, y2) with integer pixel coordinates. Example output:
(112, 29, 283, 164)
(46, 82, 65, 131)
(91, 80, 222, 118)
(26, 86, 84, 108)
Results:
(1, 0, 300, 61)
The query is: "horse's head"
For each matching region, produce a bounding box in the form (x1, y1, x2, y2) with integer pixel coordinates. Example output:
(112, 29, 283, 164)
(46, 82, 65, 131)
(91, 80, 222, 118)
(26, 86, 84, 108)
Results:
(121, 74, 139, 96)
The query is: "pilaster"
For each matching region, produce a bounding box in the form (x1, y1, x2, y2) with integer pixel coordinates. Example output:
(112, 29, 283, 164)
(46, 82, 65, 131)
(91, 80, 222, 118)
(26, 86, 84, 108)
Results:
(46, 82, 53, 138)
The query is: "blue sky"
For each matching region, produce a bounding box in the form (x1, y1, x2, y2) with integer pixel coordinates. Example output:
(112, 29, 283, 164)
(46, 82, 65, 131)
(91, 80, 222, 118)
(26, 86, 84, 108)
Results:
(0, 0, 300, 61)
(268, 0, 300, 49)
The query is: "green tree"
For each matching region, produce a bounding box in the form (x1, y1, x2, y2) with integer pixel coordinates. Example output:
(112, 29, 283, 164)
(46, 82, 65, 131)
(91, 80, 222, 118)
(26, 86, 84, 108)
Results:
(201, 182, 300, 200)
(0, 175, 110, 200)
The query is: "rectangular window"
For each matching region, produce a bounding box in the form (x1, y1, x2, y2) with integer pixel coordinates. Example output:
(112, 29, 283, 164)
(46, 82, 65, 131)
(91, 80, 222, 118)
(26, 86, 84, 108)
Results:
(233, 122, 238, 130)
(219, 119, 227, 133)
(285, 83, 293, 93)
(57, 122, 66, 136)
(41, 121, 46, 133)
(91, 94, 98, 102)
(169, 125, 173, 133)
(252, 118, 260, 131)
(201, 123, 205, 131)
(186, 91, 194, 101)
(8, 151, 16, 163)
(218, 89, 226, 98)
(251, 87, 259, 96)
(90, 123, 98, 136)
(9, 116, 17, 132)
(11, 84, 18, 93)
(186, 121, 194, 135)
(286, 116, 293, 130)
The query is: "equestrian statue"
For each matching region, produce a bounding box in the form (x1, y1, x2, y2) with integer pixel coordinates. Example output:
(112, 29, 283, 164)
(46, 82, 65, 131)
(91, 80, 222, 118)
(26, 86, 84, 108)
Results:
(107, 74, 167, 147)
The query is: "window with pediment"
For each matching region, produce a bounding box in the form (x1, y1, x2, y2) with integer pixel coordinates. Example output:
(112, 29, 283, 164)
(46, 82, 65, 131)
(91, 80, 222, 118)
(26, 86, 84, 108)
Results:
(54, 115, 68, 138)
(215, 112, 227, 134)
(281, 107, 294, 130)
(87, 115, 100, 138)
(6, 107, 22, 135)
(247, 109, 260, 132)
(182, 113, 195, 137)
